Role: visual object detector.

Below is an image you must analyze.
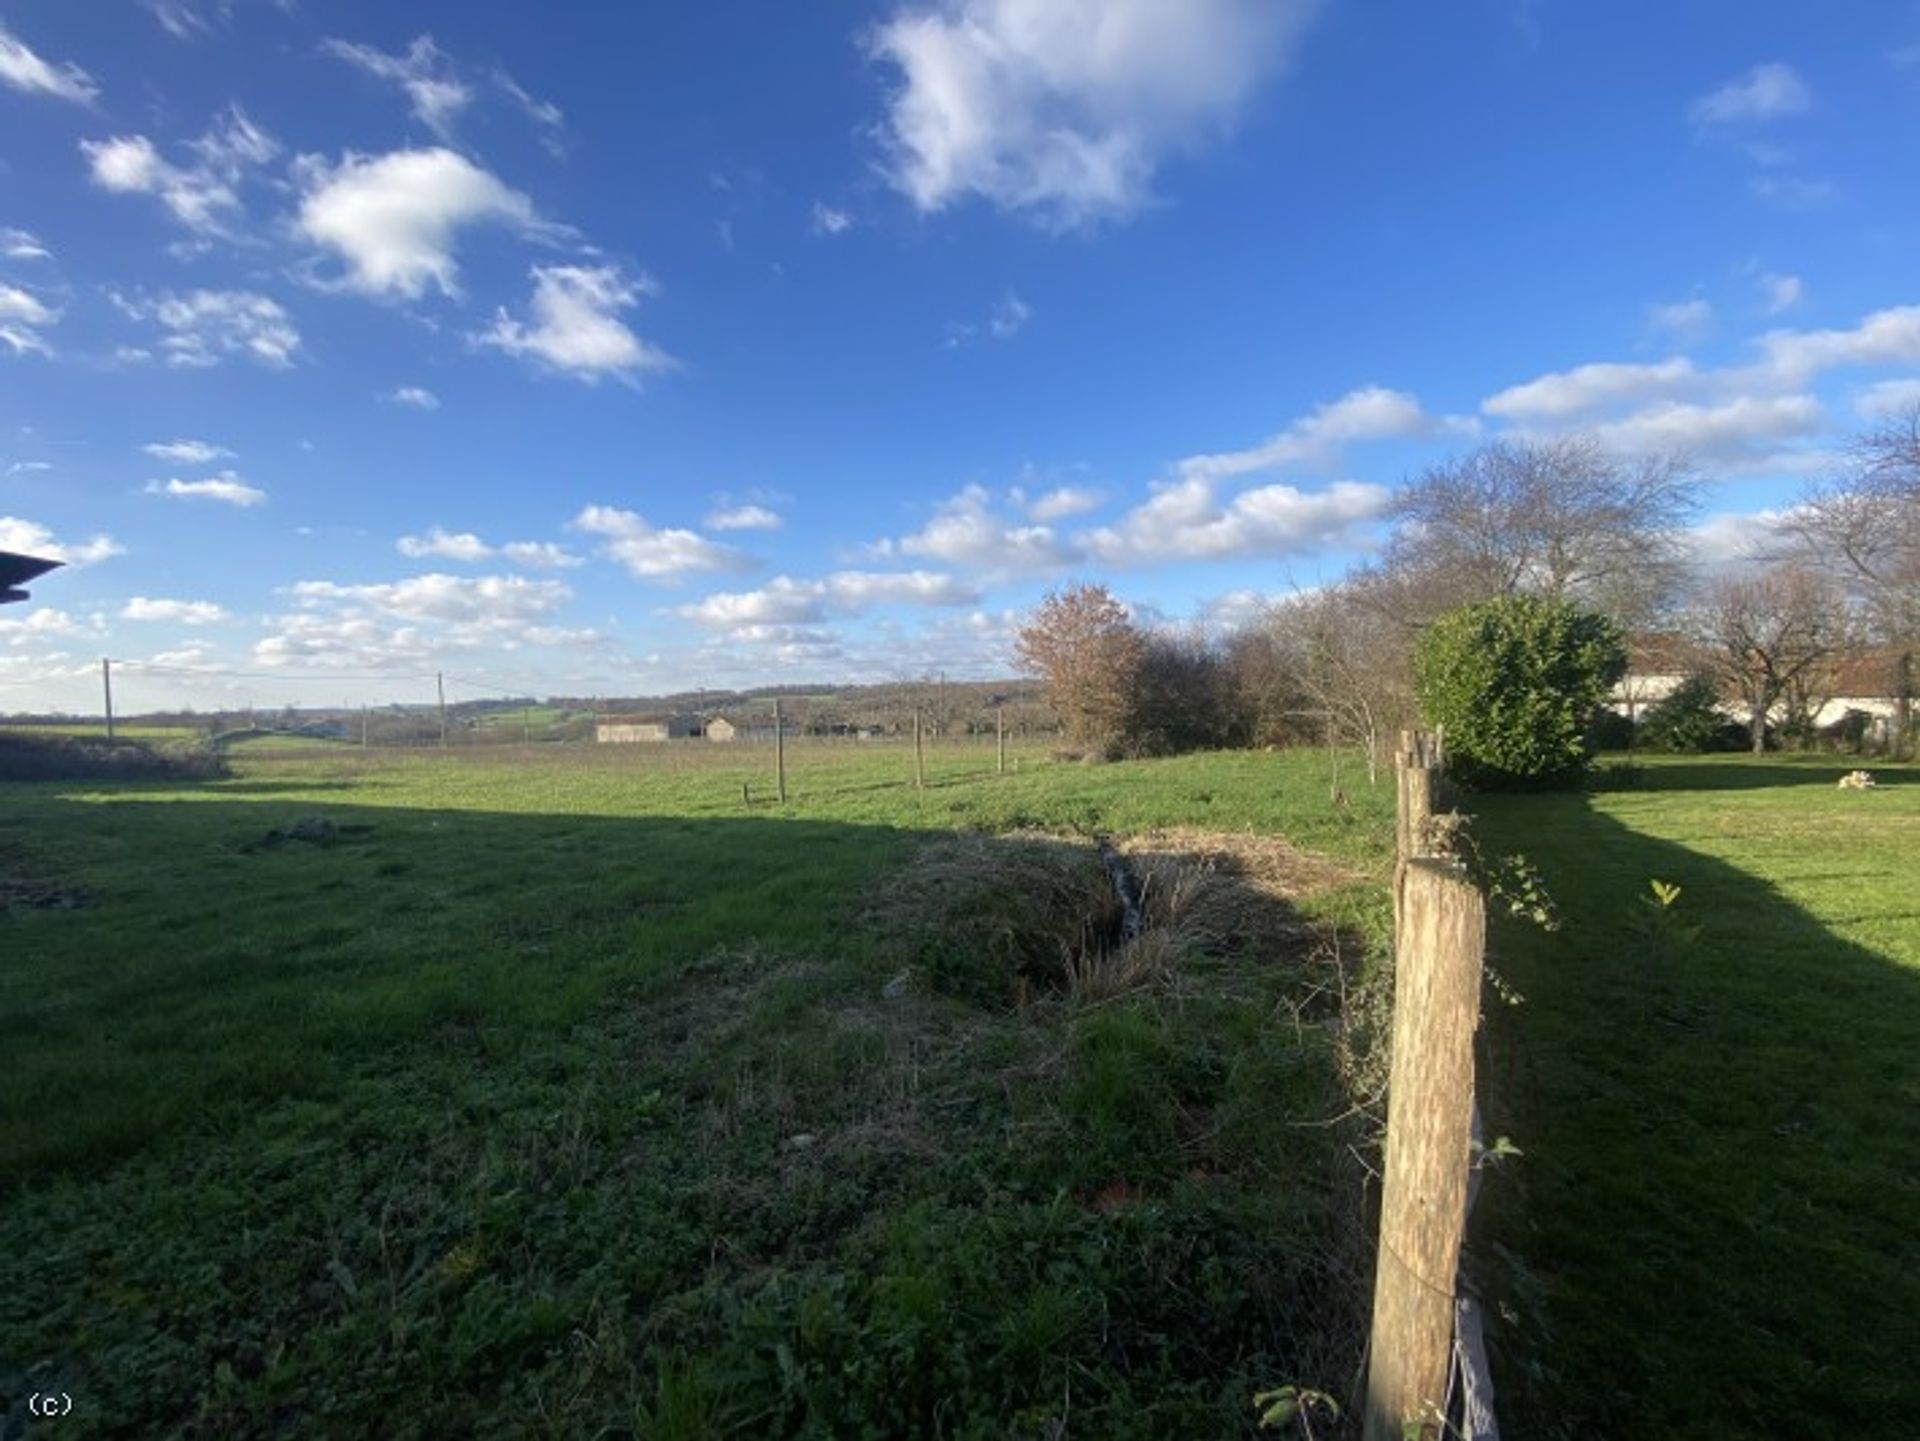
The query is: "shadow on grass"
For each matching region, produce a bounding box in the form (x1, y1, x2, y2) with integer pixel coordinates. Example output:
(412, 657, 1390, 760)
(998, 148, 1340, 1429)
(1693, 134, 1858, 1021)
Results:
(1469, 783, 1920, 1440)
(1619, 756, 1915, 791)
(1, 788, 1374, 1439)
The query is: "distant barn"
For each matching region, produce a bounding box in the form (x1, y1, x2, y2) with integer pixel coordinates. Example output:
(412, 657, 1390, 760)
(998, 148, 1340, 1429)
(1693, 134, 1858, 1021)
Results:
(595, 714, 702, 743)
(705, 716, 738, 742)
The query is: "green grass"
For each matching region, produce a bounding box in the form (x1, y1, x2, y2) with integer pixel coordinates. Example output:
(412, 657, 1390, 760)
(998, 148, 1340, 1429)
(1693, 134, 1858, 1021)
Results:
(1468, 754, 1920, 1439)
(1, 741, 1395, 1438)
(0, 722, 199, 742)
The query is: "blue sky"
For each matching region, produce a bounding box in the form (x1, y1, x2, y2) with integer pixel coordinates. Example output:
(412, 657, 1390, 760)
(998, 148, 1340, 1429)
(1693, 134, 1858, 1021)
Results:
(3, 0, 1919, 713)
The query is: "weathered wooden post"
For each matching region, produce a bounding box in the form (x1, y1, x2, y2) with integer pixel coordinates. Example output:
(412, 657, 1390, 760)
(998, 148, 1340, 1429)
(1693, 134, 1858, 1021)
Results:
(913, 708, 926, 790)
(773, 698, 787, 804)
(996, 704, 1006, 776)
(1393, 730, 1436, 926)
(1364, 852, 1485, 1441)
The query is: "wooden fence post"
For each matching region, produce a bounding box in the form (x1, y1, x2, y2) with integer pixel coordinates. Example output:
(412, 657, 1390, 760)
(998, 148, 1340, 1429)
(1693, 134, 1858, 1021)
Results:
(773, 699, 787, 804)
(1393, 730, 1436, 928)
(913, 708, 926, 790)
(1364, 855, 1485, 1441)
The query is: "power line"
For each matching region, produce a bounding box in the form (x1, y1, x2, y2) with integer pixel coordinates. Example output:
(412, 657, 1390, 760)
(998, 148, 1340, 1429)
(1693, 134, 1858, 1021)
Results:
(109, 660, 440, 683)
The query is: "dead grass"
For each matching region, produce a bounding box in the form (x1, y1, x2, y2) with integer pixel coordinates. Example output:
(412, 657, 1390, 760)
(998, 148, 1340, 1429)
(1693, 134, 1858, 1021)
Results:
(872, 827, 1355, 1009)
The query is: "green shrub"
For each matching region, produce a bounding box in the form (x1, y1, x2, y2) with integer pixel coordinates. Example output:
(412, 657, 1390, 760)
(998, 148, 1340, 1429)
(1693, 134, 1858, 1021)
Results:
(0, 734, 230, 782)
(1638, 673, 1741, 754)
(1587, 706, 1636, 751)
(1414, 595, 1627, 790)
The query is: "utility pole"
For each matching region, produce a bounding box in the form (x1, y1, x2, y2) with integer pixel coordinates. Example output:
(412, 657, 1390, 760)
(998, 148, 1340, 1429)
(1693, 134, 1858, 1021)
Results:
(101, 657, 115, 741)
(437, 672, 448, 749)
(773, 698, 787, 804)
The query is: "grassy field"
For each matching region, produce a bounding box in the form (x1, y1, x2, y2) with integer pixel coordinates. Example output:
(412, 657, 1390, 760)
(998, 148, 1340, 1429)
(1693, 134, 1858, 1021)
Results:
(1, 741, 1396, 1438)
(1469, 754, 1920, 1439)
(0, 723, 200, 742)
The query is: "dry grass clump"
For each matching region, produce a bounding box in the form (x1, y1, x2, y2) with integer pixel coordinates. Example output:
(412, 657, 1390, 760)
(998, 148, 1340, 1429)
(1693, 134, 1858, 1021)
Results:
(874, 827, 1354, 1007)
(1122, 827, 1364, 896)
(866, 831, 1122, 1004)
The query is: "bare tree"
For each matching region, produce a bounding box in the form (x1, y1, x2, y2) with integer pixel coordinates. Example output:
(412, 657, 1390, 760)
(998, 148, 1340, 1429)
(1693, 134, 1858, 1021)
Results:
(1379, 437, 1699, 628)
(1016, 583, 1145, 753)
(1259, 585, 1416, 786)
(1789, 406, 1920, 751)
(1698, 565, 1844, 754)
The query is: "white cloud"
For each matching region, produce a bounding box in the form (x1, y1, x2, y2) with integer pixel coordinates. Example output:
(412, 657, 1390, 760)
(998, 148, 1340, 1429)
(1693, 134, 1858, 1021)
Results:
(0, 284, 59, 356)
(398, 527, 491, 561)
(292, 572, 568, 625)
(5, 461, 53, 476)
(1749, 175, 1836, 209)
(492, 69, 565, 141)
(705, 504, 784, 532)
(1855, 378, 1920, 420)
(296, 148, 540, 299)
(322, 35, 473, 140)
(1483, 358, 1700, 422)
(322, 35, 564, 150)
(501, 540, 582, 569)
(989, 290, 1031, 340)
(254, 612, 434, 670)
(1081, 475, 1387, 565)
(0, 286, 57, 327)
(1691, 62, 1811, 127)
(1584, 394, 1824, 463)
(571, 504, 750, 580)
(1178, 385, 1439, 481)
(145, 472, 267, 507)
(872, 484, 1072, 573)
(481, 265, 677, 382)
(1685, 508, 1796, 568)
(0, 329, 52, 358)
(1758, 305, 1920, 383)
(116, 289, 300, 368)
(1023, 484, 1102, 521)
(387, 385, 440, 409)
(143, 438, 233, 464)
(0, 21, 98, 104)
(679, 570, 981, 629)
(82, 106, 277, 235)
(811, 202, 853, 236)
(869, 0, 1321, 228)
(142, 1, 208, 40)
(1756, 271, 1802, 314)
(0, 607, 93, 644)
(395, 529, 583, 568)
(0, 227, 51, 261)
(1647, 297, 1712, 344)
(0, 516, 123, 565)
(257, 568, 583, 670)
(122, 596, 229, 624)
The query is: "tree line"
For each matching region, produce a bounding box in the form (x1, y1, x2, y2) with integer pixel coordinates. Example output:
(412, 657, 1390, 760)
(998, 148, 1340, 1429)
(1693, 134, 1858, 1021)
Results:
(1019, 409, 1920, 772)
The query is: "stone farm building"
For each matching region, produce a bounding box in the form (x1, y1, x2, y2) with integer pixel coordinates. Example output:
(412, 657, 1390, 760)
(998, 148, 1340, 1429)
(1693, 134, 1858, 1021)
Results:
(705, 716, 737, 742)
(595, 714, 703, 743)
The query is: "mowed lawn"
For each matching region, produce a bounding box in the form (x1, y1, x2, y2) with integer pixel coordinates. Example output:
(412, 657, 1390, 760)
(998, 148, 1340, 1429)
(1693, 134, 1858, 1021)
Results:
(1469, 755, 1920, 1440)
(1, 741, 1395, 1439)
